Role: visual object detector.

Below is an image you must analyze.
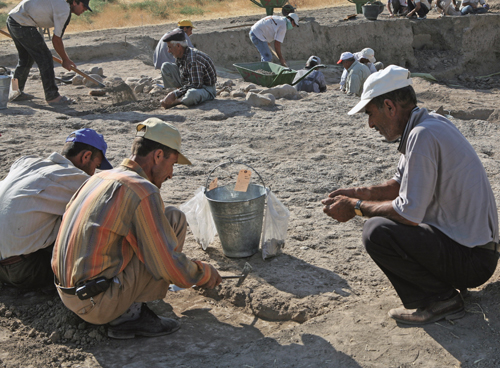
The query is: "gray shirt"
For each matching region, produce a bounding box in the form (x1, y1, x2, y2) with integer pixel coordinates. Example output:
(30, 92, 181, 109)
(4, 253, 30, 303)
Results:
(153, 29, 193, 69)
(9, 0, 71, 38)
(392, 107, 498, 247)
(0, 153, 88, 259)
(346, 61, 371, 97)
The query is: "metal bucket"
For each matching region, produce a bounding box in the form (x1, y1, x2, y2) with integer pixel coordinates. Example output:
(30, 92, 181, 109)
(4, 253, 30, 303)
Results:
(205, 161, 266, 258)
(0, 74, 11, 110)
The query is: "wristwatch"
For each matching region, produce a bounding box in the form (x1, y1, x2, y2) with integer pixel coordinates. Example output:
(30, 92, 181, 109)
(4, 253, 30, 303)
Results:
(354, 199, 364, 217)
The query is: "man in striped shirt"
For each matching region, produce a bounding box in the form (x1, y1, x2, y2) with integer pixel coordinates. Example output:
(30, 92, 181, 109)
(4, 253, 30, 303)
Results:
(52, 118, 221, 339)
(160, 28, 217, 109)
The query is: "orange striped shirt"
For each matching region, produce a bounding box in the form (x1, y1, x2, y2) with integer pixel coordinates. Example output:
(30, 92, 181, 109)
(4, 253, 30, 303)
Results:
(52, 158, 211, 288)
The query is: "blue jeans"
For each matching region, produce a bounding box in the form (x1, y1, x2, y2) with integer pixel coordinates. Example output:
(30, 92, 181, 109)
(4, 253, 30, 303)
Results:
(249, 31, 272, 62)
(6, 16, 60, 101)
(460, 5, 487, 14)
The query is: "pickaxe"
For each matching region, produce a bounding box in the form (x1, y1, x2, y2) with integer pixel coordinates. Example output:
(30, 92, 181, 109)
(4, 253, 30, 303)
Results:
(221, 262, 253, 287)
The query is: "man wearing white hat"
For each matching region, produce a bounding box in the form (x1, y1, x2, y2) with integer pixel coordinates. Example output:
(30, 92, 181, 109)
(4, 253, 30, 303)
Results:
(337, 51, 371, 97)
(249, 13, 299, 67)
(53, 118, 222, 339)
(323, 65, 499, 325)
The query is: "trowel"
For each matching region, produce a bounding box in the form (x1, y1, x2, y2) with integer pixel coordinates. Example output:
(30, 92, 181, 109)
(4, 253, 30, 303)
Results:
(221, 262, 253, 287)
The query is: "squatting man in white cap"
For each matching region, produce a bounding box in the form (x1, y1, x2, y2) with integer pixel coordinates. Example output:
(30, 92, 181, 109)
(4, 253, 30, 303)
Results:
(339, 48, 382, 92)
(322, 66, 499, 325)
(0, 129, 111, 290)
(159, 28, 217, 109)
(337, 51, 371, 97)
(248, 13, 299, 67)
(53, 119, 222, 339)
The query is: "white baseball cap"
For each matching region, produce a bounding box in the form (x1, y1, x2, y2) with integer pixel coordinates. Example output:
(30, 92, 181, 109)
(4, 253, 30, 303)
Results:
(337, 52, 354, 64)
(287, 13, 299, 26)
(348, 65, 413, 115)
(359, 48, 376, 63)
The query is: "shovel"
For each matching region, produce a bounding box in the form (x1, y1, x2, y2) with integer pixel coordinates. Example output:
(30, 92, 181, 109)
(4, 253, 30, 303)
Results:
(0, 29, 105, 88)
(221, 262, 253, 287)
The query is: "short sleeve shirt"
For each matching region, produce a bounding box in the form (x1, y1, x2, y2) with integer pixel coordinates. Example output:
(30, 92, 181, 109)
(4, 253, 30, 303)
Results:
(9, 0, 71, 37)
(392, 108, 498, 247)
(250, 16, 288, 44)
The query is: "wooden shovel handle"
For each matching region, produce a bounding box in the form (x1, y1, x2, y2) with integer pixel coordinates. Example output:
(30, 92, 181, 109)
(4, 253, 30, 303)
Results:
(0, 28, 105, 88)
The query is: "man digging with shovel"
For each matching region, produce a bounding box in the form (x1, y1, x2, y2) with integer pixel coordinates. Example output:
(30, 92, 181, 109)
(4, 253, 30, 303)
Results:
(6, 0, 91, 105)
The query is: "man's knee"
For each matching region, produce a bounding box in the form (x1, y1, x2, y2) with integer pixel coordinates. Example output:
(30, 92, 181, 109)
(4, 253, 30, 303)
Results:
(362, 217, 394, 254)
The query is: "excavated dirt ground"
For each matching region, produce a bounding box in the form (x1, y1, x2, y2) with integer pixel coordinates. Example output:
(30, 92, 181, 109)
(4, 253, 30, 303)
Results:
(1, 4, 500, 368)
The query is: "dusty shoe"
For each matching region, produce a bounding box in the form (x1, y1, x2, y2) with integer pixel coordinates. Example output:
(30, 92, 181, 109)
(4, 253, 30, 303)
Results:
(388, 293, 465, 325)
(108, 303, 180, 339)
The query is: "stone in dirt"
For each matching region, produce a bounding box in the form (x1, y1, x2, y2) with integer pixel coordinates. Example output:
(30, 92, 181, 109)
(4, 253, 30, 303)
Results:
(246, 91, 275, 106)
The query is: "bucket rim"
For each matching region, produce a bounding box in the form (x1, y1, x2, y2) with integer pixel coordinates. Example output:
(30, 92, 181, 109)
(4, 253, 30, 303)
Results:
(205, 158, 266, 190)
(205, 183, 267, 203)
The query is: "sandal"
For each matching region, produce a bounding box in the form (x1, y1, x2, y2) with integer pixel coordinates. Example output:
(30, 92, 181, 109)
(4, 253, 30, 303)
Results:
(47, 96, 76, 106)
(12, 92, 35, 101)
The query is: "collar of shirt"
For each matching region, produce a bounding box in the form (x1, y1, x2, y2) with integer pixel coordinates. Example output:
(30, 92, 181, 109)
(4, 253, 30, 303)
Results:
(48, 152, 79, 168)
(397, 106, 429, 154)
(120, 158, 150, 181)
(178, 46, 192, 64)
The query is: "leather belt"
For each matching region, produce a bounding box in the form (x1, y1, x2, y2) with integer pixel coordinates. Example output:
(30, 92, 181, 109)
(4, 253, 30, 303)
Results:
(0, 255, 26, 266)
(477, 242, 499, 253)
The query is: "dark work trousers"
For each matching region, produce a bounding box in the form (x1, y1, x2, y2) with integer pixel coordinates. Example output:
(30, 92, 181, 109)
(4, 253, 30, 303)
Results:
(0, 245, 54, 289)
(6, 16, 60, 101)
(408, 1, 430, 17)
(363, 217, 499, 309)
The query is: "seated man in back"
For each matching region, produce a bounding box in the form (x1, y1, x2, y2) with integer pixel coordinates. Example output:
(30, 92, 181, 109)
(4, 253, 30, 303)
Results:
(159, 29, 217, 109)
(153, 19, 194, 70)
(337, 52, 371, 97)
(387, 0, 408, 16)
(293, 55, 327, 93)
(340, 49, 380, 92)
(52, 118, 221, 339)
(0, 129, 112, 289)
(406, 0, 431, 18)
(460, 0, 489, 14)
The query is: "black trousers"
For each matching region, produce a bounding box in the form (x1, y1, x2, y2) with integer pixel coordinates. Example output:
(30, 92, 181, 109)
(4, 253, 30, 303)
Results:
(408, 1, 430, 17)
(0, 245, 54, 289)
(363, 217, 498, 309)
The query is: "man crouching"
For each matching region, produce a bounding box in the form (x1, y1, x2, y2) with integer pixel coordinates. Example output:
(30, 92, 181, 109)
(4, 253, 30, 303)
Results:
(160, 29, 217, 109)
(52, 118, 221, 339)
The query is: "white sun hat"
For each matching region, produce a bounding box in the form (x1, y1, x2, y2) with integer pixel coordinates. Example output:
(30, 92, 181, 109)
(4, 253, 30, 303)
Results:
(287, 13, 299, 26)
(359, 48, 376, 63)
(348, 65, 413, 115)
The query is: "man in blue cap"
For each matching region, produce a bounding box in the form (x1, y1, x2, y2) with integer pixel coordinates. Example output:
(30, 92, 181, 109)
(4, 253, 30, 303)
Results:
(7, 0, 92, 105)
(0, 128, 112, 290)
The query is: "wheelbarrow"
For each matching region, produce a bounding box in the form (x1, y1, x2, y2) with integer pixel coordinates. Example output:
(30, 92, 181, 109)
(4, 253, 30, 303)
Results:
(347, 0, 371, 14)
(249, 0, 293, 15)
(233, 61, 325, 88)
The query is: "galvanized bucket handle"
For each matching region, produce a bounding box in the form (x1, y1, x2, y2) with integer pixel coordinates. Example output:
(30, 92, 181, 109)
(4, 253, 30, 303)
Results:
(205, 158, 266, 191)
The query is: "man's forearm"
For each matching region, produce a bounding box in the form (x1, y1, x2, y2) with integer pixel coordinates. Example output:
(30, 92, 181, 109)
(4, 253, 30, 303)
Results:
(52, 36, 69, 62)
(357, 199, 417, 226)
(352, 179, 400, 201)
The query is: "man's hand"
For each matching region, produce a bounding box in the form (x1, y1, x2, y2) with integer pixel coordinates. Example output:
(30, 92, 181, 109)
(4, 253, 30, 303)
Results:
(322, 195, 356, 222)
(160, 91, 182, 109)
(61, 58, 76, 71)
(199, 264, 222, 289)
(327, 188, 358, 200)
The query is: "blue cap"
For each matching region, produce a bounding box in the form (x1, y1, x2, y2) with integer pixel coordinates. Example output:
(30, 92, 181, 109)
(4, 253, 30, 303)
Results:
(65, 128, 112, 170)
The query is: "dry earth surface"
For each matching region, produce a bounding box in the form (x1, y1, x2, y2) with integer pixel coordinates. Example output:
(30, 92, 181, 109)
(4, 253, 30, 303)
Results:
(1, 4, 500, 368)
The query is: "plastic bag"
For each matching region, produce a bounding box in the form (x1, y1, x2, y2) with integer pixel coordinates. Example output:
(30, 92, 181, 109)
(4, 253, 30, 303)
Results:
(261, 188, 290, 260)
(179, 187, 217, 250)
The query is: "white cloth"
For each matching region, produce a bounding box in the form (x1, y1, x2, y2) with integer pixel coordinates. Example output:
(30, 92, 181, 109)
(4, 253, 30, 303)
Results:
(0, 153, 89, 259)
(250, 16, 288, 44)
(392, 108, 498, 247)
(9, 0, 71, 38)
(412, 0, 431, 8)
(153, 29, 193, 69)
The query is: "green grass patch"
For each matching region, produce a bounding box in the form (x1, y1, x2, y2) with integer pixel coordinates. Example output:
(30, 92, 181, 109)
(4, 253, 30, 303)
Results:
(0, 13, 8, 25)
(0, 2, 8, 9)
(179, 5, 204, 15)
(128, 0, 170, 18)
